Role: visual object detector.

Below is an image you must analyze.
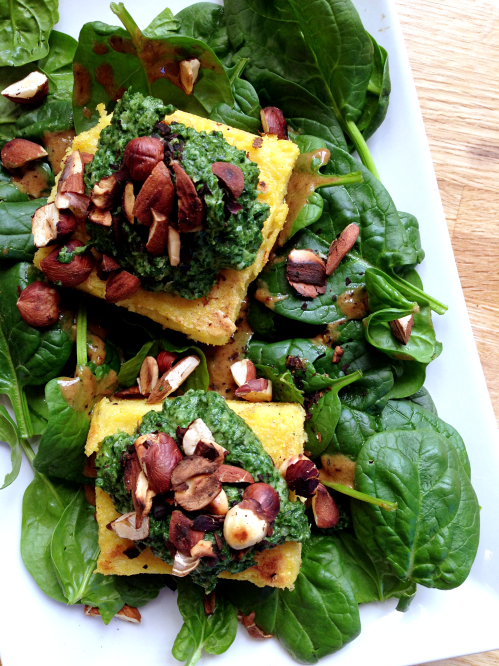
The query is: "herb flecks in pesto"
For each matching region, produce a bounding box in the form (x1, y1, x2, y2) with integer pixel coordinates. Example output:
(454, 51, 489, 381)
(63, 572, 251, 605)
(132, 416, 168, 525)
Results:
(95, 390, 309, 592)
(86, 91, 270, 300)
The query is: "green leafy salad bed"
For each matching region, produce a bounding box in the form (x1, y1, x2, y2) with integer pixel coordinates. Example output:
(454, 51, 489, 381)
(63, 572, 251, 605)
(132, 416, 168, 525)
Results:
(0, 1, 480, 665)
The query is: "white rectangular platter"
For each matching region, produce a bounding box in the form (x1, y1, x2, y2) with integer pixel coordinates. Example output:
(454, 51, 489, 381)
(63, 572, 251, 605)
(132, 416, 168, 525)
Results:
(1, 1, 499, 665)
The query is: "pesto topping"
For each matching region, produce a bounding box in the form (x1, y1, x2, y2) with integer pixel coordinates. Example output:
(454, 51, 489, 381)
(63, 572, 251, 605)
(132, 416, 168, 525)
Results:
(86, 91, 270, 300)
(95, 390, 309, 592)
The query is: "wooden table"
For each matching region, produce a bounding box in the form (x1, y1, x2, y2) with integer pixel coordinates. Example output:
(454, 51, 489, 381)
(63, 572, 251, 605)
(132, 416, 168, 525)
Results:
(395, 2, 499, 665)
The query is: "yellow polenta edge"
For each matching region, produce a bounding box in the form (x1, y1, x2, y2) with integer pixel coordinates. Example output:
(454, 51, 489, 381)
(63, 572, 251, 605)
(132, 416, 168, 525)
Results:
(90, 397, 306, 588)
(34, 110, 299, 346)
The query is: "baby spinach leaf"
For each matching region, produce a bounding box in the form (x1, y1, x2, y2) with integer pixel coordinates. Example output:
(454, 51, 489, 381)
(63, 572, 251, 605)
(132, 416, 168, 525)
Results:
(0, 405, 22, 489)
(173, 577, 238, 666)
(325, 404, 377, 460)
(247, 299, 277, 339)
(38, 30, 78, 100)
(141, 8, 178, 39)
(117, 340, 159, 387)
(365, 268, 418, 313)
(0, 0, 59, 66)
(15, 101, 74, 140)
(115, 574, 175, 607)
(0, 63, 36, 142)
(398, 211, 425, 267)
(0, 262, 73, 437)
(386, 360, 427, 400)
(0, 198, 46, 261)
(25, 384, 49, 435)
(210, 60, 262, 133)
(356, 34, 391, 143)
(81, 572, 125, 624)
(0, 167, 30, 202)
(255, 364, 304, 403)
(406, 386, 437, 415)
(175, 3, 230, 59)
(339, 367, 395, 414)
(352, 429, 480, 590)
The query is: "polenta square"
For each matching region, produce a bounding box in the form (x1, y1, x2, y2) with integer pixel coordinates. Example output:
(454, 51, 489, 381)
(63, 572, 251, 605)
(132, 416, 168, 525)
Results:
(88, 397, 306, 588)
(34, 109, 299, 346)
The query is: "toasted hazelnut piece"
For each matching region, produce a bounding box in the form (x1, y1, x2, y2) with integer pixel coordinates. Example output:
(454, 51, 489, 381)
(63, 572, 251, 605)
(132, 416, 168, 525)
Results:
(172, 551, 200, 577)
(223, 500, 268, 550)
(280, 455, 319, 498)
(108, 511, 150, 540)
(172, 162, 204, 232)
(171, 456, 220, 487)
(207, 488, 229, 516)
(243, 483, 280, 522)
(332, 345, 344, 364)
(63, 192, 91, 221)
(97, 253, 120, 280)
(133, 470, 156, 527)
(212, 162, 245, 199)
(83, 452, 97, 479)
(260, 107, 288, 140)
(311, 483, 340, 529)
(287, 249, 327, 299)
(230, 359, 257, 387)
(191, 539, 216, 559)
(117, 605, 142, 623)
(84, 484, 97, 506)
(124, 136, 164, 182)
(2, 71, 49, 105)
(146, 210, 169, 256)
(84, 605, 101, 618)
(88, 207, 112, 226)
(55, 151, 84, 208)
(114, 386, 144, 399)
(389, 314, 414, 345)
(157, 350, 177, 375)
(192, 515, 223, 532)
(179, 58, 201, 95)
(124, 452, 142, 493)
(91, 174, 119, 210)
(215, 465, 254, 484)
(204, 591, 216, 615)
(40, 240, 94, 287)
(182, 418, 216, 455)
(138, 356, 159, 396)
(326, 223, 360, 276)
(17, 282, 60, 328)
(175, 474, 222, 512)
(133, 161, 175, 226)
(1, 138, 48, 171)
(135, 432, 182, 494)
(146, 355, 200, 404)
(234, 378, 272, 402)
(105, 270, 141, 303)
(168, 226, 181, 267)
(194, 440, 226, 464)
(123, 181, 135, 224)
(238, 611, 273, 639)
(31, 203, 76, 248)
(169, 510, 204, 556)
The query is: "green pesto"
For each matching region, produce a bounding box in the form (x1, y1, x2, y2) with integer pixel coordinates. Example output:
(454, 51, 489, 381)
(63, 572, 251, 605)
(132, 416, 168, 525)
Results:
(95, 390, 309, 591)
(86, 91, 270, 300)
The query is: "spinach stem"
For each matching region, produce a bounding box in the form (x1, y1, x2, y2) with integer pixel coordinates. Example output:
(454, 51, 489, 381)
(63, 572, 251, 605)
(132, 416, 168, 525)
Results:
(322, 480, 398, 511)
(367, 80, 382, 96)
(345, 119, 381, 181)
(76, 303, 87, 367)
(315, 171, 363, 189)
(20, 437, 35, 465)
(389, 273, 448, 315)
(111, 2, 143, 44)
(229, 58, 249, 84)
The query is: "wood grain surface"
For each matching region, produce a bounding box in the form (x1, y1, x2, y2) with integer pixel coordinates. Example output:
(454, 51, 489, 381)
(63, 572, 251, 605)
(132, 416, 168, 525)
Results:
(395, 2, 499, 665)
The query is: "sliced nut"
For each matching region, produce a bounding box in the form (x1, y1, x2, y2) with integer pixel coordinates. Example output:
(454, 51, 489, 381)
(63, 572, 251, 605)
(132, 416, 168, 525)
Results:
(16, 282, 60, 328)
(192, 515, 223, 532)
(215, 465, 254, 484)
(207, 488, 229, 516)
(55, 151, 85, 208)
(332, 345, 344, 364)
(116, 605, 142, 623)
(40, 240, 94, 287)
(238, 611, 273, 639)
(243, 483, 280, 522)
(260, 107, 288, 140)
(31, 203, 76, 248)
(326, 223, 360, 276)
(138, 356, 159, 396)
(2, 71, 49, 104)
(194, 440, 226, 464)
(133, 470, 156, 527)
(168, 226, 181, 267)
(91, 174, 119, 210)
(223, 500, 268, 550)
(389, 314, 414, 345)
(280, 455, 319, 498)
(311, 483, 340, 528)
(146, 210, 168, 256)
(124, 136, 164, 182)
(179, 58, 201, 95)
(133, 161, 175, 225)
(212, 162, 245, 199)
(114, 386, 144, 399)
(230, 359, 257, 387)
(97, 254, 120, 280)
(172, 551, 200, 577)
(124, 452, 142, 493)
(172, 162, 204, 232)
(234, 378, 272, 402)
(135, 432, 183, 494)
(157, 350, 178, 375)
(191, 539, 216, 559)
(84, 606, 101, 618)
(105, 270, 141, 303)
(1, 138, 48, 171)
(169, 510, 204, 556)
(146, 355, 200, 404)
(175, 474, 222, 512)
(63, 192, 91, 221)
(171, 456, 219, 488)
(204, 591, 216, 615)
(123, 181, 135, 224)
(182, 418, 216, 455)
(287, 249, 326, 298)
(88, 207, 112, 226)
(108, 511, 149, 540)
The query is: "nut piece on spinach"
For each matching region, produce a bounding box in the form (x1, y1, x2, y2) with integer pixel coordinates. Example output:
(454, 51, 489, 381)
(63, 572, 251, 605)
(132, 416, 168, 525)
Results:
(234, 378, 272, 402)
(84, 604, 142, 623)
(230, 359, 257, 387)
(40, 240, 94, 287)
(2, 71, 49, 105)
(212, 162, 245, 199)
(286, 249, 327, 298)
(280, 454, 319, 498)
(1, 138, 48, 171)
(146, 210, 169, 256)
(191, 540, 216, 559)
(326, 223, 360, 276)
(55, 151, 85, 208)
(96, 254, 120, 280)
(91, 174, 119, 210)
(108, 511, 150, 540)
(105, 270, 141, 303)
(133, 161, 175, 226)
(157, 350, 177, 374)
(137, 356, 159, 396)
(215, 464, 254, 484)
(169, 510, 205, 556)
(238, 611, 273, 639)
(123, 181, 135, 224)
(168, 227, 181, 266)
(179, 58, 201, 95)
(16, 282, 60, 328)
(124, 136, 165, 182)
(114, 386, 144, 399)
(260, 107, 288, 140)
(146, 356, 200, 404)
(311, 483, 340, 528)
(31, 203, 76, 248)
(172, 162, 204, 232)
(389, 314, 414, 345)
(243, 483, 280, 521)
(223, 499, 268, 550)
(135, 432, 182, 494)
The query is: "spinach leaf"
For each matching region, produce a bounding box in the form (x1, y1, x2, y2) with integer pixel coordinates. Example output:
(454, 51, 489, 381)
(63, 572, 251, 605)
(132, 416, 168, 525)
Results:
(356, 34, 391, 143)
(386, 360, 427, 400)
(25, 384, 49, 435)
(175, 3, 230, 59)
(352, 430, 480, 590)
(0, 405, 22, 489)
(115, 574, 175, 607)
(0, 262, 73, 437)
(255, 364, 304, 403)
(325, 404, 377, 460)
(339, 367, 395, 414)
(173, 577, 238, 666)
(210, 60, 262, 133)
(365, 268, 418, 313)
(0, 167, 30, 202)
(406, 386, 437, 415)
(72, 4, 234, 133)
(0, 198, 46, 261)
(15, 101, 74, 140)
(0, 63, 36, 142)
(162, 339, 209, 392)
(398, 211, 425, 267)
(38, 31, 78, 100)
(141, 8, 178, 39)
(0, 0, 59, 66)
(117, 340, 159, 387)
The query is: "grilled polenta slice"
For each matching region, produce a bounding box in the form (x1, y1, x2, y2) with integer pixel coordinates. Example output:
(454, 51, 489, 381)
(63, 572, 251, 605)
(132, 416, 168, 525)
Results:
(88, 398, 306, 588)
(34, 109, 299, 346)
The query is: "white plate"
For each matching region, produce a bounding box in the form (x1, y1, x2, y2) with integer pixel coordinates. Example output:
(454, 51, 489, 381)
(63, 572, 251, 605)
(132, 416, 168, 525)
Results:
(1, 1, 499, 665)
